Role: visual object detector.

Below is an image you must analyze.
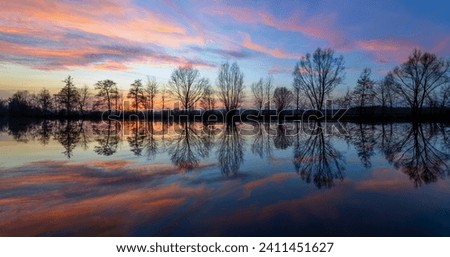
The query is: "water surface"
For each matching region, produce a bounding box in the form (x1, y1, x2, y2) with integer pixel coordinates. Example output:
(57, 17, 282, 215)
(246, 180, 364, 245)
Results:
(1, 120, 450, 236)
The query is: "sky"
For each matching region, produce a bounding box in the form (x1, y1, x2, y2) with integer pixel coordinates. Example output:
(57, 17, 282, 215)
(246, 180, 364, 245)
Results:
(0, 0, 449, 102)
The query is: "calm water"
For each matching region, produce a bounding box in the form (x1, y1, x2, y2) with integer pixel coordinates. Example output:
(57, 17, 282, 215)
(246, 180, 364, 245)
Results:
(1, 119, 450, 236)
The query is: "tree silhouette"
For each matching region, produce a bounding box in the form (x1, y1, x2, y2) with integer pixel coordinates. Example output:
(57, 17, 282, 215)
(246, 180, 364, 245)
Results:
(273, 87, 294, 113)
(8, 90, 32, 115)
(37, 88, 52, 113)
(335, 87, 353, 108)
(78, 85, 90, 114)
(293, 48, 345, 110)
(128, 80, 145, 112)
(217, 62, 245, 112)
(264, 75, 274, 111)
(375, 73, 396, 109)
(168, 65, 209, 110)
(391, 49, 450, 116)
(251, 78, 264, 111)
(55, 76, 80, 114)
(95, 79, 118, 111)
(352, 68, 375, 108)
(144, 76, 158, 110)
(439, 84, 450, 108)
(200, 85, 216, 110)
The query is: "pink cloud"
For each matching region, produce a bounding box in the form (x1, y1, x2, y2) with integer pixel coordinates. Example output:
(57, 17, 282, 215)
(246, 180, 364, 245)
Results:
(207, 6, 350, 51)
(433, 35, 450, 55)
(94, 61, 129, 71)
(241, 33, 300, 59)
(355, 39, 420, 63)
(0, 0, 202, 48)
(0, 159, 213, 235)
(0, 0, 214, 70)
(268, 65, 292, 74)
(241, 173, 296, 199)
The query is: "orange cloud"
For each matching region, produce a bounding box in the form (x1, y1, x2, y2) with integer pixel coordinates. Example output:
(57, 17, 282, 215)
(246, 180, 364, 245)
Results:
(0, 0, 200, 48)
(355, 167, 412, 191)
(0, 160, 211, 236)
(94, 61, 129, 71)
(0, 0, 214, 70)
(241, 172, 296, 198)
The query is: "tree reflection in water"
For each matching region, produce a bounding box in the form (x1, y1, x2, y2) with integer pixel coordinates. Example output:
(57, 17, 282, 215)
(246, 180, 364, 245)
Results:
(250, 122, 274, 161)
(144, 122, 158, 160)
(217, 123, 244, 176)
(167, 122, 210, 170)
(293, 122, 345, 189)
(36, 120, 53, 145)
(126, 121, 146, 156)
(273, 124, 293, 150)
(93, 120, 120, 156)
(347, 123, 376, 168)
(381, 123, 450, 187)
(54, 120, 84, 158)
(3, 120, 450, 187)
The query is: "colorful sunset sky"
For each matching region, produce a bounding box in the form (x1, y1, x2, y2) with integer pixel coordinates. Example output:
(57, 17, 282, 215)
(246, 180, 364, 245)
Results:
(0, 0, 449, 99)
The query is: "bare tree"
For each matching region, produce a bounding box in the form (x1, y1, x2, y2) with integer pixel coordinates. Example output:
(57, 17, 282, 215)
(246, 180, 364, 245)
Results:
(200, 85, 216, 110)
(251, 78, 264, 111)
(161, 85, 167, 110)
(55, 76, 80, 114)
(391, 49, 450, 115)
(273, 87, 294, 112)
(336, 87, 353, 108)
(293, 48, 345, 110)
(264, 75, 273, 110)
(216, 62, 245, 112)
(168, 65, 209, 110)
(128, 79, 145, 112)
(292, 83, 301, 110)
(37, 88, 52, 112)
(78, 85, 90, 114)
(144, 76, 158, 110)
(8, 90, 32, 115)
(439, 83, 450, 108)
(95, 79, 117, 111)
(352, 68, 375, 108)
(375, 73, 395, 109)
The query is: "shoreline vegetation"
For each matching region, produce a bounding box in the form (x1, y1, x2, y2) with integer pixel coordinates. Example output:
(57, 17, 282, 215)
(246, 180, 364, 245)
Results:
(1, 48, 449, 123)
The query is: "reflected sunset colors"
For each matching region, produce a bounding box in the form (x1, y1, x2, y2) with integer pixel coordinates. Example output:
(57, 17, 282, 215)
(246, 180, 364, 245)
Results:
(1, 120, 450, 236)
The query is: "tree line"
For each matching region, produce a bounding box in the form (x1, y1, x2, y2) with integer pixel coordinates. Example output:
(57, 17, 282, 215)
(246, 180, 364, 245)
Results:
(1, 48, 449, 119)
